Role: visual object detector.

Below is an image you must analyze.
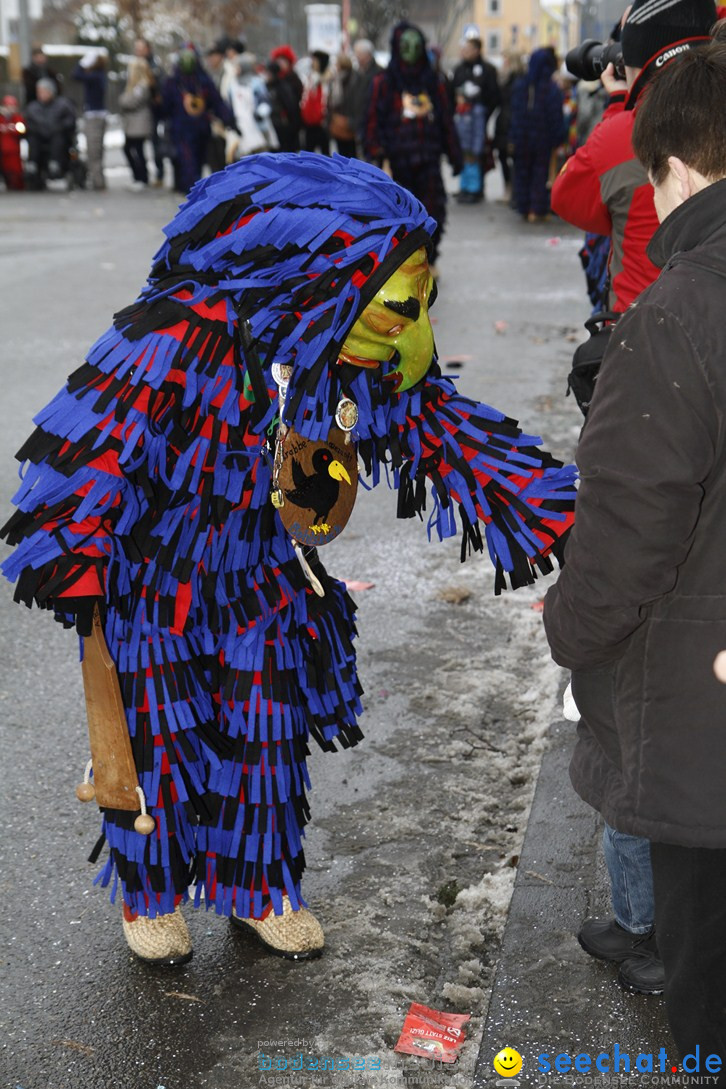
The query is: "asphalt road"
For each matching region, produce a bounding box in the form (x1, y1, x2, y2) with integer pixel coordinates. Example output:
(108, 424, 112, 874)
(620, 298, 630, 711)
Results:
(0, 164, 594, 1089)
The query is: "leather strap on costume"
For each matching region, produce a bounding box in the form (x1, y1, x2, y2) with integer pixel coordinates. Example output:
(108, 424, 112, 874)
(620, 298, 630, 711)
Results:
(81, 603, 140, 811)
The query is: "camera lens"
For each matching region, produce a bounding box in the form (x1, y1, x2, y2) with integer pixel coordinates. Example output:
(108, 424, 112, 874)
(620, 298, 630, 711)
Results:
(565, 39, 603, 81)
(565, 38, 624, 81)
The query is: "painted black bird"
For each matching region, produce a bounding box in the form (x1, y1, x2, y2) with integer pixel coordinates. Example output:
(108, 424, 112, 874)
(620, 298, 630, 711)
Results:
(285, 448, 352, 524)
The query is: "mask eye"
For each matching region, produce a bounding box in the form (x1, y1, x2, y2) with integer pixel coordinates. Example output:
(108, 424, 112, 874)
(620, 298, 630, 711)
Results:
(383, 296, 421, 322)
(428, 279, 438, 310)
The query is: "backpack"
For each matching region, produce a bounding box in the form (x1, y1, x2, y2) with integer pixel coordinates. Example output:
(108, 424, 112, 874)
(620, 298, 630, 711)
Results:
(567, 252, 726, 418)
(567, 310, 619, 416)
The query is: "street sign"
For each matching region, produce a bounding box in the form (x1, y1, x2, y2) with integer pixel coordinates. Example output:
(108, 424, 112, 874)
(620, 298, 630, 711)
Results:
(305, 3, 342, 54)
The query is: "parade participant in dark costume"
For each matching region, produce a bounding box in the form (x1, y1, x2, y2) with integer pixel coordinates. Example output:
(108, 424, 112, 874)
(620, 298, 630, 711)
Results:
(1, 154, 576, 966)
(364, 22, 462, 266)
(161, 45, 236, 194)
(510, 47, 565, 222)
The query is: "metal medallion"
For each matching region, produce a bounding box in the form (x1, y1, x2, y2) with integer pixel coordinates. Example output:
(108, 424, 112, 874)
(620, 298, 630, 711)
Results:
(335, 397, 358, 432)
(271, 363, 293, 388)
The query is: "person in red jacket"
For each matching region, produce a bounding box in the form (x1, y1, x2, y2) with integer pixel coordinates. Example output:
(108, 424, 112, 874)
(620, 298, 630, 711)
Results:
(0, 95, 25, 190)
(552, 0, 714, 313)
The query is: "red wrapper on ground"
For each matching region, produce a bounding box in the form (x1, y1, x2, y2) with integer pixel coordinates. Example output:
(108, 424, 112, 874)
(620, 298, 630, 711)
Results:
(394, 1002, 470, 1063)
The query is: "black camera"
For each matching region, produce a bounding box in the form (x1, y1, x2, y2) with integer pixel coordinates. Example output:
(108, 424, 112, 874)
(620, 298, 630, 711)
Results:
(565, 39, 625, 81)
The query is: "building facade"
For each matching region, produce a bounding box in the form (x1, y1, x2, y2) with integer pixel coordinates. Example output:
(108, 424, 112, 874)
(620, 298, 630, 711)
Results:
(436, 0, 583, 66)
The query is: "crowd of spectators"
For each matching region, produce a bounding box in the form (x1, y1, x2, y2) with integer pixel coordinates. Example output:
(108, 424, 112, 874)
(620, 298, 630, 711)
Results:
(0, 25, 580, 207)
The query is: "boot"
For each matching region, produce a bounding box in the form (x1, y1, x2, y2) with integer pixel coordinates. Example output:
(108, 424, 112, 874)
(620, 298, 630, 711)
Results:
(578, 917, 649, 962)
(618, 932, 665, 995)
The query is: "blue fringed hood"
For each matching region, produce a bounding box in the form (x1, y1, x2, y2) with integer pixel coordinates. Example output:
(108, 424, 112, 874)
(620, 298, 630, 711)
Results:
(112, 153, 437, 439)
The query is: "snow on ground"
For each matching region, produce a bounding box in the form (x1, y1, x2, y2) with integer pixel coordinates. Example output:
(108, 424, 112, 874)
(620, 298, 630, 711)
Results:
(294, 515, 572, 1087)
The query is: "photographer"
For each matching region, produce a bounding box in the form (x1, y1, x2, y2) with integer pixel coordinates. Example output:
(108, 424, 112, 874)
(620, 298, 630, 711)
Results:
(549, 0, 715, 1001)
(552, 0, 714, 313)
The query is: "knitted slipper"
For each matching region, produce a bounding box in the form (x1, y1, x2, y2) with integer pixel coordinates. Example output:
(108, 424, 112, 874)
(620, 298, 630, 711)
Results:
(231, 896, 324, 960)
(122, 905, 193, 965)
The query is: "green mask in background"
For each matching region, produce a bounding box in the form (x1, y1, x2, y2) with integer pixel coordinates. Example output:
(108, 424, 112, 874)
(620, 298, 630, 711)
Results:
(399, 29, 424, 65)
(339, 247, 435, 393)
(179, 49, 197, 74)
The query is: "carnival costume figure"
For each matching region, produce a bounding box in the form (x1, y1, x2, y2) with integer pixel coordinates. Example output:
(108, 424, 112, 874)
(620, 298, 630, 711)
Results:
(161, 45, 236, 194)
(1, 153, 575, 964)
(364, 22, 462, 265)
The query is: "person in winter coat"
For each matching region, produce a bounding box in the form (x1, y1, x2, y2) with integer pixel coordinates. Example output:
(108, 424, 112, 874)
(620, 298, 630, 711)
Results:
(22, 47, 62, 105)
(204, 40, 230, 174)
(0, 95, 25, 190)
(120, 57, 153, 189)
(550, 0, 714, 1001)
(575, 79, 608, 146)
(548, 0, 716, 1005)
(509, 47, 565, 221)
(364, 21, 462, 266)
(265, 62, 301, 152)
(492, 52, 525, 205)
(134, 38, 165, 186)
(72, 48, 108, 191)
(352, 39, 381, 146)
(162, 45, 236, 194)
(452, 25, 501, 202)
(300, 50, 331, 155)
(327, 54, 361, 158)
(544, 42, 726, 1069)
(268, 45, 303, 152)
(228, 53, 279, 158)
(24, 79, 76, 190)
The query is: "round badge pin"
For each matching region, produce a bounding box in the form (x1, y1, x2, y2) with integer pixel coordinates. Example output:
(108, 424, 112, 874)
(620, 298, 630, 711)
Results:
(271, 363, 293, 387)
(335, 397, 358, 432)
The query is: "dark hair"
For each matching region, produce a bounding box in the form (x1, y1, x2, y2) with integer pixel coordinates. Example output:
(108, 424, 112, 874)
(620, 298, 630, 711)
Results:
(712, 17, 726, 44)
(633, 42, 726, 183)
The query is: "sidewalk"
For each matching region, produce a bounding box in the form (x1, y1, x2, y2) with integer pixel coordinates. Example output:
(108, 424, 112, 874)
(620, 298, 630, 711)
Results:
(474, 719, 672, 1088)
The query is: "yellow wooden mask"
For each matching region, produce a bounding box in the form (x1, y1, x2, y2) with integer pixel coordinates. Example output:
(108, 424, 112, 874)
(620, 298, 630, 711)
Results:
(339, 246, 436, 392)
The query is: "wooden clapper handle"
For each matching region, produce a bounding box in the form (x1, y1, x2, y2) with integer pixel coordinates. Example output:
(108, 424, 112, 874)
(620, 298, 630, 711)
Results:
(81, 604, 141, 811)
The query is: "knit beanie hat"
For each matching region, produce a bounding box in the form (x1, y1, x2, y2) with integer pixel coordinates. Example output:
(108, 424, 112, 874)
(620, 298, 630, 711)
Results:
(621, 0, 715, 68)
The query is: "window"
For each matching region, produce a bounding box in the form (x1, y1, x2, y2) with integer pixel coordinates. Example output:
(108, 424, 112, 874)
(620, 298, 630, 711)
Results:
(487, 29, 501, 52)
(487, 0, 501, 13)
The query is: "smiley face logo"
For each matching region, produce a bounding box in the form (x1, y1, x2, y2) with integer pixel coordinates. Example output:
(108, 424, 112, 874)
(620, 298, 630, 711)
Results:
(493, 1047, 523, 1078)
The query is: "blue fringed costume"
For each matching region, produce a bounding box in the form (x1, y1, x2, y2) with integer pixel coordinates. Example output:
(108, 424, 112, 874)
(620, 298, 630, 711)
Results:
(1, 154, 575, 922)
